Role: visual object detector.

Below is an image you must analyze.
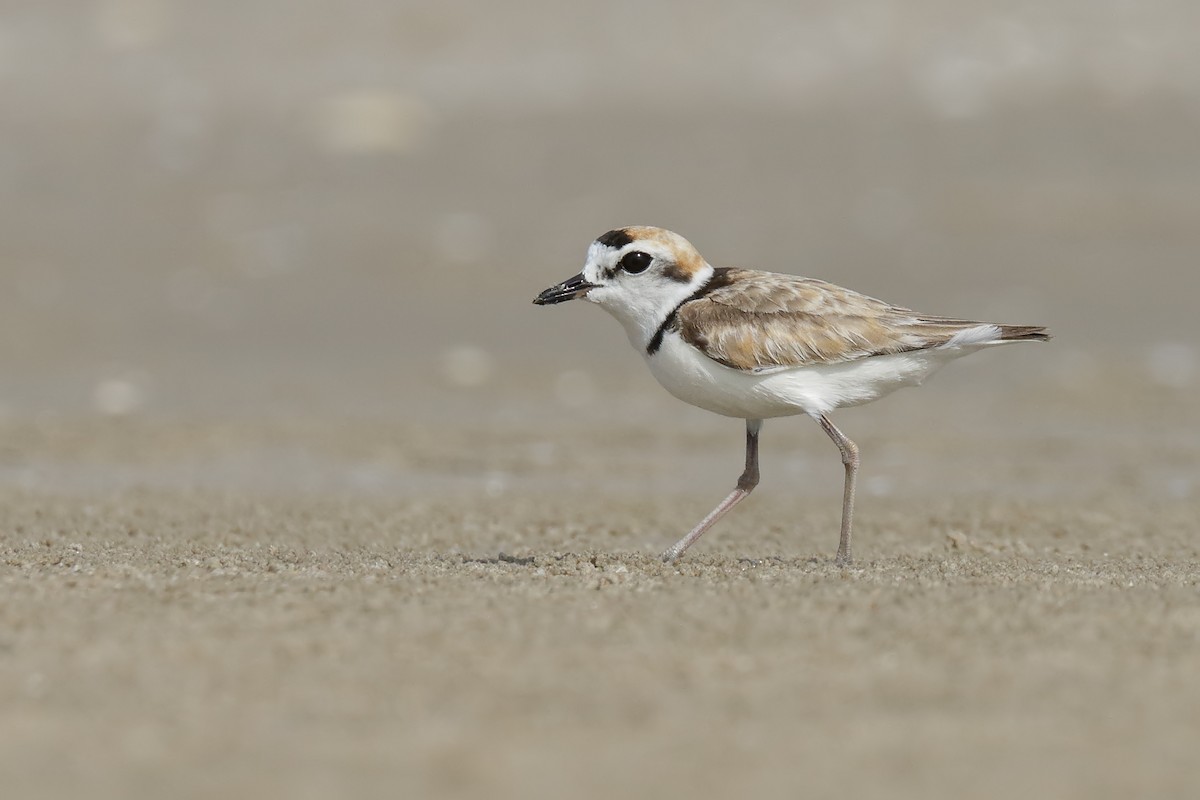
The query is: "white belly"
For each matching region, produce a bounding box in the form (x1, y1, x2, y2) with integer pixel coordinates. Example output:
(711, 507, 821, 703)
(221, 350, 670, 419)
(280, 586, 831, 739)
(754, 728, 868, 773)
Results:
(645, 330, 965, 419)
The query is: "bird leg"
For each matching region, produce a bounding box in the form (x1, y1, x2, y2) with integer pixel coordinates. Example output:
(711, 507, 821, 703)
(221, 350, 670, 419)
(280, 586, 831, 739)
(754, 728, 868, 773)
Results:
(816, 414, 859, 566)
(661, 419, 762, 563)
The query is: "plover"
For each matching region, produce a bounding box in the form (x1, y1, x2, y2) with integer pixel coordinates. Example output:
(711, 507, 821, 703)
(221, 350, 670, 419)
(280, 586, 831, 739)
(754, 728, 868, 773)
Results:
(534, 226, 1049, 564)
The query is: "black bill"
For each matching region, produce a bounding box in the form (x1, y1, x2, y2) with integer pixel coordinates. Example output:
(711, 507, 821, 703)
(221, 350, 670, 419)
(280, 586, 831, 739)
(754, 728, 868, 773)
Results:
(533, 272, 598, 305)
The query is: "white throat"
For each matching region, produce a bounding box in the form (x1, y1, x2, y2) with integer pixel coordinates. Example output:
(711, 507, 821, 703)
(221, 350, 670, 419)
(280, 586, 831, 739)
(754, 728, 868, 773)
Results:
(590, 263, 715, 353)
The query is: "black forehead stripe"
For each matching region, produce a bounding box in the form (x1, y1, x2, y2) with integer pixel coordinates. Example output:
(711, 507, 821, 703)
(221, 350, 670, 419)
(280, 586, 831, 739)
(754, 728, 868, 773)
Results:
(596, 229, 634, 250)
(646, 268, 734, 356)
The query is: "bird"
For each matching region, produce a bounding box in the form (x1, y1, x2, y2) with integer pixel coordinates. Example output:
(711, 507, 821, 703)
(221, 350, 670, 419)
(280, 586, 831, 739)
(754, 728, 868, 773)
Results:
(533, 226, 1049, 564)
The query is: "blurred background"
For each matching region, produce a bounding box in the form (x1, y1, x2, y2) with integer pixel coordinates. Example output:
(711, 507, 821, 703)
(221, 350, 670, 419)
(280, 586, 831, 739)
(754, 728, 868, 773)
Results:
(1, 0, 1198, 497)
(4, 5, 1200, 799)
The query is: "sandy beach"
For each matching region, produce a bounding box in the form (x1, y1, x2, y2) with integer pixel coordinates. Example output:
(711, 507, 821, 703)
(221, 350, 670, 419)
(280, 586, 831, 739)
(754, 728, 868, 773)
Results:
(3, 380, 1198, 799)
(3, 2, 1200, 797)
(2, 486, 1199, 799)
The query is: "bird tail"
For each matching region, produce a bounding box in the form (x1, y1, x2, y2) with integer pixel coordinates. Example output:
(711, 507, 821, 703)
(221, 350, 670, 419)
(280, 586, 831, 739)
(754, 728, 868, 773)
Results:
(995, 325, 1050, 342)
(932, 322, 1051, 349)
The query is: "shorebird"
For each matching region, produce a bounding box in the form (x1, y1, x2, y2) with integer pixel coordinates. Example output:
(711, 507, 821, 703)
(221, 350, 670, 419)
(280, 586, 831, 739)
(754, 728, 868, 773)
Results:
(534, 226, 1048, 564)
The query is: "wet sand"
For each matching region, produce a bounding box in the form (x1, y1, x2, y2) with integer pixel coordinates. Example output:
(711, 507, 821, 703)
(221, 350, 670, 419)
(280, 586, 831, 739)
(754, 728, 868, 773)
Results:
(5, 2, 1200, 797)
(2, 396, 1199, 799)
(3, 489, 1199, 800)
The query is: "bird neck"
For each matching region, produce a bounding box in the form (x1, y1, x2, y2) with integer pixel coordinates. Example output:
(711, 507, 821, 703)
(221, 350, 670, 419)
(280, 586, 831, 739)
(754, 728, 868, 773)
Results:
(608, 264, 715, 354)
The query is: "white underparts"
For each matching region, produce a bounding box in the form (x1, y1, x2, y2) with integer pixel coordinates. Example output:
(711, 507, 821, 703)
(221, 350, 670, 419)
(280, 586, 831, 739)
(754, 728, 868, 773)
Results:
(645, 329, 999, 418)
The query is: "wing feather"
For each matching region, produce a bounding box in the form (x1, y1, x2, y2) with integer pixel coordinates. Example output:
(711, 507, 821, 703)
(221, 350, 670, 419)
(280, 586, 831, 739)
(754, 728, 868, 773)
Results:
(673, 270, 1026, 372)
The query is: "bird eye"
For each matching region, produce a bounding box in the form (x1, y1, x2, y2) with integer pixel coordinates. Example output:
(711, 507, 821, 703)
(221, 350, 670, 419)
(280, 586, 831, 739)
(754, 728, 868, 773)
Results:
(619, 251, 653, 274)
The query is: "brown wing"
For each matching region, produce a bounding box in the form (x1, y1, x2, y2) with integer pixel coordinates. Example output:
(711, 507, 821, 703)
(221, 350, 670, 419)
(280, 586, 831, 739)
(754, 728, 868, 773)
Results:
(673, 269, 1026, 372)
